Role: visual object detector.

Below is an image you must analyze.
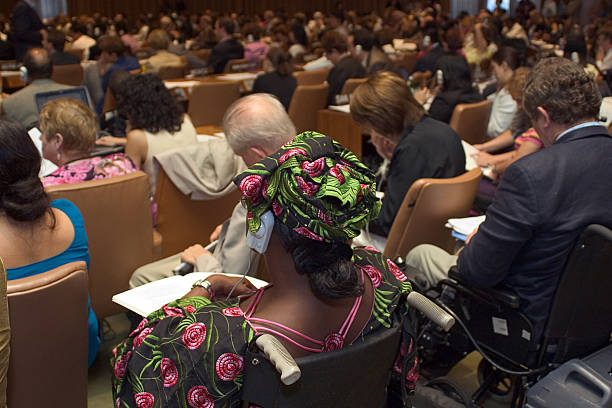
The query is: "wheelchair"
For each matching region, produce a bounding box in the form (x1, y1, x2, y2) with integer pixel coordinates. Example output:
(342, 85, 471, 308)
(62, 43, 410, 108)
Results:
(417, 224, 612, 407)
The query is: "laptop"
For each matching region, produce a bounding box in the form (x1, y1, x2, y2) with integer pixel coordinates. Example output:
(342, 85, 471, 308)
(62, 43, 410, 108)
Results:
(34, 86, 94, 113)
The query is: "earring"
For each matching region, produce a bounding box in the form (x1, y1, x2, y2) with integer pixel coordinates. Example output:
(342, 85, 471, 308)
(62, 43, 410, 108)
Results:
(57, 152, 61, 161)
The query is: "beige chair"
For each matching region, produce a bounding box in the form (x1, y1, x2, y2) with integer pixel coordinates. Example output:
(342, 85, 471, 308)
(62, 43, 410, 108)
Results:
(384, 168, 482, 260)
(45, 171, 161, 318)
(155, 167, 242, 257)
(188, 81, 241, 126)
(288, 83, 329, 134)
(157, 63, 188, 79)
(7, 261, 88, 408)
(51, 63, 84, 86)
(101, 86, 116, 114)
(224, 58, 257, 73)
(341, 77, 367, 95)
(293, 68, 330, 86)
(190, 49, 211, 64)
(65, 47, 84, 61)
(449, 100, 493, 145)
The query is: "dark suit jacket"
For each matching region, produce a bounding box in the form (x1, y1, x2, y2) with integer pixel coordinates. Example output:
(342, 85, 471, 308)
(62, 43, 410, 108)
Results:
(411, 43, 445, 74)
(458, 125, 612, 342)
(369, 115, 465, 237)
(50, 50, 80, 66)
(326, 55, 366, 106)
(251, 71, 297, 110)
(11, 1, 43, 60)
(207, 38, 244, 74)
(428, 87, 483, 124)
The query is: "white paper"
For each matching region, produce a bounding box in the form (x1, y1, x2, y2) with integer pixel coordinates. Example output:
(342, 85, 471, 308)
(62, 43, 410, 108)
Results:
(196, 135, 217, 143)
(492, 316, 509, 336)
(328, 104, 350, 113)
(216, 72, 258, 81)
(461, 140, 494, 178)
(28, 127, 58, 176)
(112, 272, 268, 317)
(164, 80, 201, 89)
(446, 215, 486, 236)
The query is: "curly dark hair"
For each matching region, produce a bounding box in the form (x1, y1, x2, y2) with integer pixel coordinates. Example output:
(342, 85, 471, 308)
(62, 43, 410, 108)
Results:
(523, 57, 601, 126)
(116, 74, 184, 134)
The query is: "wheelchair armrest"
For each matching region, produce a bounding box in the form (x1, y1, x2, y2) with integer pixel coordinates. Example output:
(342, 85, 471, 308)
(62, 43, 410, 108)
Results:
(446, 267, 521, 309)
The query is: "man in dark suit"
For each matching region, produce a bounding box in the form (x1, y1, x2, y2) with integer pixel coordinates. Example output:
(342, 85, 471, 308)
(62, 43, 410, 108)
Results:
(322, 30, 365, 106)
(207, 17, 244, 74)
(11, 0, 45, 61)
(407, 57, 612, 342)
(45, 29, 80, 66)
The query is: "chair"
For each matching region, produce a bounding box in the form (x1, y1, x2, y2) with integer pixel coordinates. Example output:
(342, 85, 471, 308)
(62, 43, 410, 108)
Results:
(288, 83, 329, 134)
(395, 51, 419, 73)
(157, 63, 188, 80)
(340, 77, 367, 95)
(384, 168, 482, 261)
(51, 63, 84, 86)
(189, 49, 211, 64)
(45, 171, 161, 318)
(241, 320, 402, 408)
(438, 224, 612, 407)
(224, 58, 257, 73)
(449, 100, 493, 145)
(188, 81, 241, 127)
(154, 167, 242, 257)
(293, 68, 330, 86)
(7, 261, 88, 408)
(65, 47, 84, 61)
(101, 86, 116, 114)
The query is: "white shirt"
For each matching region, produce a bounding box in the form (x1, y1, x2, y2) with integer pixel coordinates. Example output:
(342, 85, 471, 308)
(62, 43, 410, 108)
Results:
(71, 35, 96, 61)
(487, 87, 517, 138)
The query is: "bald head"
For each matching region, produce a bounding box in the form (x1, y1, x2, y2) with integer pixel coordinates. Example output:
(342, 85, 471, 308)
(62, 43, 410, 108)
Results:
(23, 47, 52, 81)
(223, 94, 296, 161)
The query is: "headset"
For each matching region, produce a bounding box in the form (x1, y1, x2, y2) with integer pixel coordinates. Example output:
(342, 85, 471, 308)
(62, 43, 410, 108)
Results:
(246, 210, 275, 254)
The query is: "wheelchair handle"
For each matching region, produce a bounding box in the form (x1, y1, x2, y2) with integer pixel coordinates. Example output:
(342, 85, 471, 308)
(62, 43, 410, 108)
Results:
(256, 334, 302, 386)
(407, 292, 455, 332)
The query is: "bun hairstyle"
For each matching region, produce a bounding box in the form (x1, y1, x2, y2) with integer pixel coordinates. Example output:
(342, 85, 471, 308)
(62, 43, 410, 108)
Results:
(0, 119, 52, 224)
(275, 221, 363, 299)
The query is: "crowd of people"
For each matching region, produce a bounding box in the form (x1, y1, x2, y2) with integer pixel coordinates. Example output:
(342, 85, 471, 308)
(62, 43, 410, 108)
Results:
(0, 0, 610, 406)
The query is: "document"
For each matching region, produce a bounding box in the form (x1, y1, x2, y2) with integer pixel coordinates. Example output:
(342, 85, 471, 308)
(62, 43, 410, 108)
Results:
(112, 272, 268, 317)
(446, 215, 486, 241)
(461, 141, 494, 179)
(328, 104, 350, 113)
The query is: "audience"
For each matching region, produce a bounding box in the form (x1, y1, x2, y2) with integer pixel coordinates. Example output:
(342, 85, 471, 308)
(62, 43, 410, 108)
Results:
(39, 98, 137, 187)
(350, 71, 465, 246)
(142, 29, 183, 74)
(252, 48, 297, 110)
(207, 17, 244, 74)
(115, 74, 197, 193)
(45, 29, 80, 66)
(322, 30, 366, 106)
(113, 131, 409, 406)
(486, 46, 521, 138)
(0, 117, 100, 366)
(68, 23, 96, 61)
(1, 47, 73, 129)
(242, 22, 268, 64)
(407, 57, 612, 345)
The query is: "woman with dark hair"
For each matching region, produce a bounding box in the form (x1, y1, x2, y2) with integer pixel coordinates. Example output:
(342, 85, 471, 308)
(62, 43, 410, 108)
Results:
(116, 74, 197, 193)
(112, 132, 412, 406)
(426, 53, 482, 123)
(486, 46, 521, 138)
(288, 23, 308, 58)
(251, 47, 297, 110)
(0, 118, 100, 366)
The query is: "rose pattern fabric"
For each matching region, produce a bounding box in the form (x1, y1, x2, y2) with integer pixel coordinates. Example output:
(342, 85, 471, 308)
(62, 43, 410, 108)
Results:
(182, 322, 207, 350)
(111, 249, 411, 407)
(215, 353, 244, 381)
(233, 132, 381, 244)
(387, 259, 408, 282)
(161, 358, 178, 387)
(42, 153, 138, 187)
(133, 327, 153, 348)
(322, 333, 344, 352)
(188, 385, 215, 408)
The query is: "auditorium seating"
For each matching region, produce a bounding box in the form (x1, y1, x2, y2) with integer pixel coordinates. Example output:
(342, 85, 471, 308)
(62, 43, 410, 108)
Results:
(187, 80, 241, 126)
(51, 63, 84, 86)
(293, 68, 330, 86)
(341, 77, 367, 95)
(288, 83, 329, 134)
(449, 100, 493, 145)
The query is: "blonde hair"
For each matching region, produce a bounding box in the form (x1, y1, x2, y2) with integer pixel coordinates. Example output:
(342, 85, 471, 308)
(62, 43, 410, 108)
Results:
(350, 71, 424, 139)
(506, 66, 531, 102)
(147, 29, 170, 51)
(39, 98, 97, 154)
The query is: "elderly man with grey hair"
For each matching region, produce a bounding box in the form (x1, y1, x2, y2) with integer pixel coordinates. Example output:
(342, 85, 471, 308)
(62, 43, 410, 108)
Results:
(129, 93, 296, 288)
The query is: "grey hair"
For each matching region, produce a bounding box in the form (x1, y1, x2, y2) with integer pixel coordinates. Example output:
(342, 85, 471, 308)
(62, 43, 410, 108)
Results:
(223, 94, 296, 155)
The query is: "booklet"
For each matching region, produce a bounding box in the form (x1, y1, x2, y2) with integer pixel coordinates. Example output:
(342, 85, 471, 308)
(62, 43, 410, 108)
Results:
(112, 272, 268, 317)
(446, 215, 486, 241)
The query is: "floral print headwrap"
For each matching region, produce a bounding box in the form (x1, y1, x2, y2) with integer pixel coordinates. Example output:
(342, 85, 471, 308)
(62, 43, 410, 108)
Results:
(233, 131, 381, 243)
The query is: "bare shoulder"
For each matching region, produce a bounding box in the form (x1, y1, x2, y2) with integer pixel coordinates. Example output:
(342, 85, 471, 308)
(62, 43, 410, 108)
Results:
(125, 129, 148, 167)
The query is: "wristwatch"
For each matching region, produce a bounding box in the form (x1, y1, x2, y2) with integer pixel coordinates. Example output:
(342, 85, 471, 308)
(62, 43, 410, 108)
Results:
(192, 279, 212, 291)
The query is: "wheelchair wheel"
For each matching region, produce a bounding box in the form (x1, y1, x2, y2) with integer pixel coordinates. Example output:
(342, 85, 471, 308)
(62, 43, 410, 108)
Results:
(476, 359, 515, 403)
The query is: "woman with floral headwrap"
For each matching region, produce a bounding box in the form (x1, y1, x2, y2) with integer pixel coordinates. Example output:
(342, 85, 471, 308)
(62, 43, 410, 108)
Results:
(112, 132, 412, 407)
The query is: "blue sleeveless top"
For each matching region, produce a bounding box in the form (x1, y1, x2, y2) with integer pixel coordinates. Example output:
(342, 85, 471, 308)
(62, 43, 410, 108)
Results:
(7, 199, 101, 366)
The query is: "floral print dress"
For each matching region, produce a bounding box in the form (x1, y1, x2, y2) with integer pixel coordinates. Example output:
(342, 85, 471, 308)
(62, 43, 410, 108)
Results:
(111, 248, 411, 408)
(41, 153, 138, 186)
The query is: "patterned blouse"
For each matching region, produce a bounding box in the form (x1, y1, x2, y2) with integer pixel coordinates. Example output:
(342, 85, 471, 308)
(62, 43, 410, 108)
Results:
(112, 248, 412, 408)
(42, 153, 138, 187)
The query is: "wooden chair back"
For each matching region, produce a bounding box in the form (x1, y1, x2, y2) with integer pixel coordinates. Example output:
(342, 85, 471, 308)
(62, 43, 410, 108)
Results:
(449, 100, 493, 145)
(384, 168, 482, 260)
(293, 68, 330, 86)
(341, 77, 367, 95)
(288, 83, 329, 134)
(188, 81, 241, 127)
(157, 63, 188, 79)
(51, 63, 84, 86)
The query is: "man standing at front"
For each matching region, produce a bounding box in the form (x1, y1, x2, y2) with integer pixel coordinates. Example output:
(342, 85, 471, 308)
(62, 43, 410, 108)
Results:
(407, 57, 612, 343)
(11, 0, 45, 61)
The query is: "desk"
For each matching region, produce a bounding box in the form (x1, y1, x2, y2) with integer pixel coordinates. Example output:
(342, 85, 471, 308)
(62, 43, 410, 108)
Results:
(1, 71, 24, 90)
(317, 109, 364, 159)
(165, 71, 261, 96)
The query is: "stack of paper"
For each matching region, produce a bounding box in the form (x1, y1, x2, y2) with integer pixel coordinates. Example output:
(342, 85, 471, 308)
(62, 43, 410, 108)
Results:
(461, 141, 494, 179)
(328, 104, 350, 113)
(446, 215, 486, 241)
